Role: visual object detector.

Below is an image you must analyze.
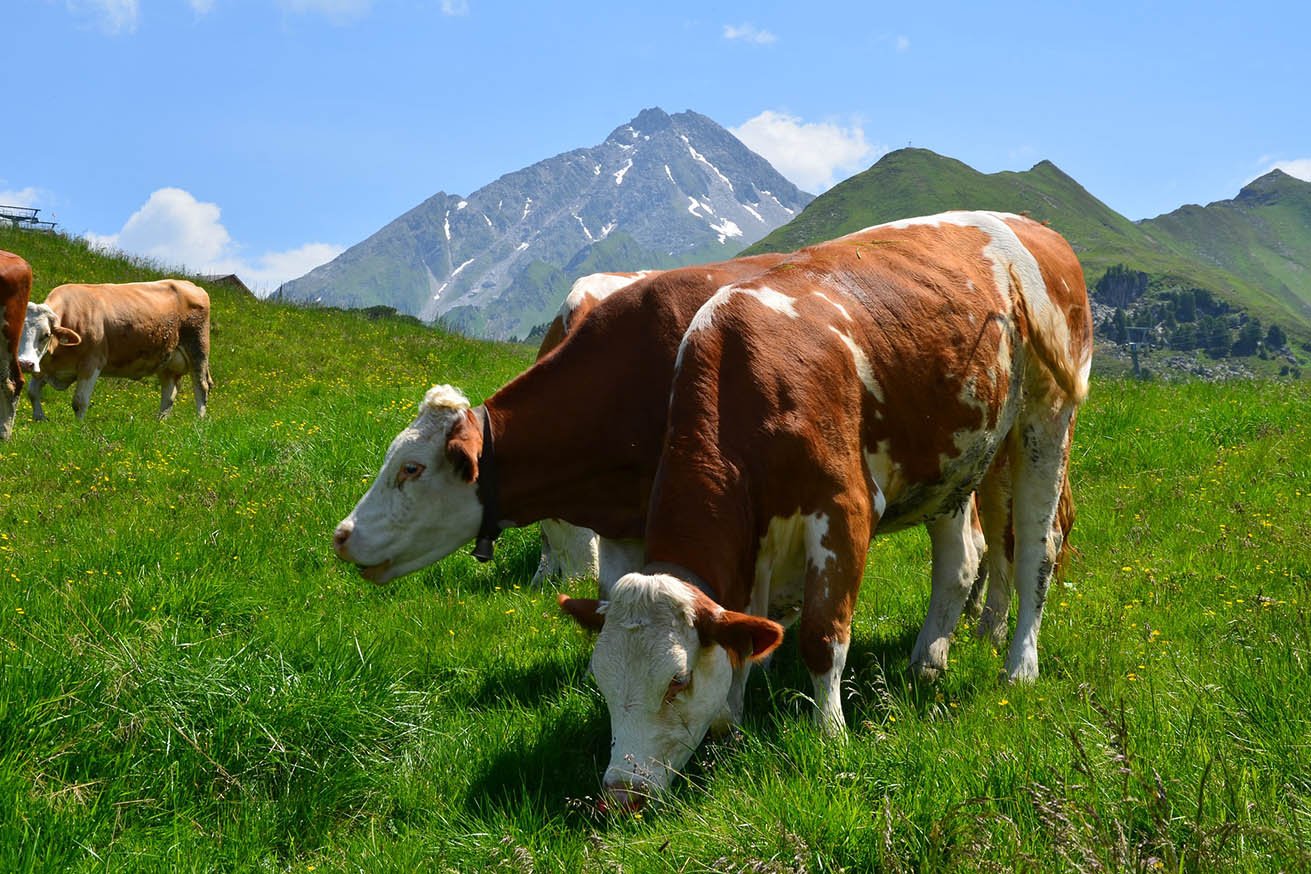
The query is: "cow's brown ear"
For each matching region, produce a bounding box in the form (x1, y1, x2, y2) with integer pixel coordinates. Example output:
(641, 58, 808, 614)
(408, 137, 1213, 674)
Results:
(53, 326, 82, 347)
(444, 409, 481, 483)
(699, 609, 784, 668)
(558, 593, 606, 632)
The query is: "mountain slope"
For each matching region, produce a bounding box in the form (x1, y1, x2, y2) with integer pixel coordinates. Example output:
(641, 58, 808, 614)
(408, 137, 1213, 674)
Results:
(746, 149, 1311, 344)
(280, 108, 811, 339)
(1140, 170, 1311, 329)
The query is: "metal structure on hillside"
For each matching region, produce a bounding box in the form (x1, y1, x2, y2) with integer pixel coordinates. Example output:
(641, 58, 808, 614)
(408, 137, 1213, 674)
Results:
(1125, 325, 1150, 378)
(0, 205, 56, 232)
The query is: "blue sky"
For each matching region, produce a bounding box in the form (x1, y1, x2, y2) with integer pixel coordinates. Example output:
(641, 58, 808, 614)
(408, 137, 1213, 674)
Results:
(4, 1, 1308, 293)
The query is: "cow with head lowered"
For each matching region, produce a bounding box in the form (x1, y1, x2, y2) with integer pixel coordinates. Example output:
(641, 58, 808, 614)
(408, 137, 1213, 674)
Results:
(558, 211, 1092, 808)
(0, 250, 33, 440)
(333, 256, 788, 585)
(19, 279, 213, 420)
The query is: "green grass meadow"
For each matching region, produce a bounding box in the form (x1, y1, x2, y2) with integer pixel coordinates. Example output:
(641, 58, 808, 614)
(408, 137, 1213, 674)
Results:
(2, 231, 1310, 871)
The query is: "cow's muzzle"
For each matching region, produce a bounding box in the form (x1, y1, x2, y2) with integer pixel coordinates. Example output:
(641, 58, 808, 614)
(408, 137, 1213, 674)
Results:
(333, 520, 394, 585)
(17, 358, 38, 374)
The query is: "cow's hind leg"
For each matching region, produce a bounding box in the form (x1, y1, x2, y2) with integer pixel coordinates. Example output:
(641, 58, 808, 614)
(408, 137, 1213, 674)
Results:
(910, 505, 983, 682)
(26, 375, 47, 421)
(961, 498, 990, 622)
(1004, 406, 1075, 683)
(72, 368, 100, 421)
(975, 463, 1015, 649)
(160, 373, 180, 418)
(191, 357, 211, 417)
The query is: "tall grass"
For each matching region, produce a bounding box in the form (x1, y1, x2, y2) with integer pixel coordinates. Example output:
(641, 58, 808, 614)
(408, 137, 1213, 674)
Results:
(1, 229, 1308, 871)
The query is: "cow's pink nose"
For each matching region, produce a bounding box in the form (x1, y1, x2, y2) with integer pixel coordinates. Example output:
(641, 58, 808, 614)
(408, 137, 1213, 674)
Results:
(601, 782, 648, 814)
(332, 521, 354, 559)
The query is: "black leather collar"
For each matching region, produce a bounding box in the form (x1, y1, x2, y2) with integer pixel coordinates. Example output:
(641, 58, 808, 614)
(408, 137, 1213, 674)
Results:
(471, 406, 501, 563)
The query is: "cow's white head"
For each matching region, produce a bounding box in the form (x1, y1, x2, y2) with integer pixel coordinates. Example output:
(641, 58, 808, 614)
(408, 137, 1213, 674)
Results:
(560, 572, 783, 811)
(18, 303, 81, 374)
(333, 385, 486, 584)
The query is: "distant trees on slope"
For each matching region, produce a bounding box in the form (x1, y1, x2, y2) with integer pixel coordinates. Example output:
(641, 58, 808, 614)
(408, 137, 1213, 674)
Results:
(1093, 263, 1292, 362)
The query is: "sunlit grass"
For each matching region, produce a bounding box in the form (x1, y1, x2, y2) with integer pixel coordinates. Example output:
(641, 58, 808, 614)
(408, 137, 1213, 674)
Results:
(1, 230, 1309, 870)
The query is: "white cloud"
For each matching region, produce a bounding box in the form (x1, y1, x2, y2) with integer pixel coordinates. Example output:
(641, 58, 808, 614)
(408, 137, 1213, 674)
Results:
(0, 187, 43, 208)
(67, 0, 139, 34)
(1264, 158, 1311, 183)
(730, 110, 880, 193)
(279, 0, 372, 23)
(896, 35, 911, 52)
(723, 23, 777, 45)
(441, 0, 469, 14)
(88, 188, 343, 297)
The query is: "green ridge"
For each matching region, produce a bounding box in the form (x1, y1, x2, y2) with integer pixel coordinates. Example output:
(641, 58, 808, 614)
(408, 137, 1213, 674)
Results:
(746, 149, 1311, 346)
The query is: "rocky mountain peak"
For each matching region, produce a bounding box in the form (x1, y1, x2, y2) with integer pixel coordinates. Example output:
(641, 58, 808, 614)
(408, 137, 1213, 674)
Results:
(279, 108, 812, 339)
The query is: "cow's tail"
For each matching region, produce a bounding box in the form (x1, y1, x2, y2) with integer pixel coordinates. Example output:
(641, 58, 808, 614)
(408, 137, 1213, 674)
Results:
(1009, 264, 1089, 406)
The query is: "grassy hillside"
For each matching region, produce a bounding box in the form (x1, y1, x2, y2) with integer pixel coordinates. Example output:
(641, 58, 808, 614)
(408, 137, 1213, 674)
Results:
(1142, 171, 1311, 329)
(2, 231, 1309, 870)
(746, 149, 1311, 347)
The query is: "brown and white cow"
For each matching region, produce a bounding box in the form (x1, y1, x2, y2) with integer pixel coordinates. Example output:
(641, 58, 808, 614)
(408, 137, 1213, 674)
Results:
(558, 211, 1092, 805)
(530, 270, 658, 588)
(0, 250, 33, 440)
(333, 255, 789, 585)
(18, 279, 213, 420)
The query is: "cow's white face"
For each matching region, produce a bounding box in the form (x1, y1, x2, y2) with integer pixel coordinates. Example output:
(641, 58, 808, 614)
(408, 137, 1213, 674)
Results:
(18, 303, 80, 374)
(561, 573, 783, 810)
(333, 385, 485, 584)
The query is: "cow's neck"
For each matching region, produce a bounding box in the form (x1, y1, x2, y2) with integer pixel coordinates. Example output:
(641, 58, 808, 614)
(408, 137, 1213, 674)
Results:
(642, 441, 759, 612)
(482, 334, 657, 540)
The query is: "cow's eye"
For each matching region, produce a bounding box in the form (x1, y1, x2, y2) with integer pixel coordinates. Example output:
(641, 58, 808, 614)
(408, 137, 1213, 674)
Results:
(664, 673, 691, 704)
(396, 462, 426, 486)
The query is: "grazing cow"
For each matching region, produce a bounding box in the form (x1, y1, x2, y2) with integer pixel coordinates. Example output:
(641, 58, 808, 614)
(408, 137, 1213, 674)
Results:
(558, 211, 1092, 806)
(333, 255, 790, 586)
(0, 250, 33, 440)
(531, 270, 658, 588)
(18, 279, 213, 420)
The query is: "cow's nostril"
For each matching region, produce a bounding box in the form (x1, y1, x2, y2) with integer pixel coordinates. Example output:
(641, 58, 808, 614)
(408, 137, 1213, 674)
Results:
(332, 522, 353, 553)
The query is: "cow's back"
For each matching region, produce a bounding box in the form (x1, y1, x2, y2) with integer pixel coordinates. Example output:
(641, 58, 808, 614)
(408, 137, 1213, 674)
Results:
(45, 279, 210, 378)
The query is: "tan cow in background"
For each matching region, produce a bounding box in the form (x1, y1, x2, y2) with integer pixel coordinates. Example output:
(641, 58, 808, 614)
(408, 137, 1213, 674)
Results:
(19, 279, 213, 420)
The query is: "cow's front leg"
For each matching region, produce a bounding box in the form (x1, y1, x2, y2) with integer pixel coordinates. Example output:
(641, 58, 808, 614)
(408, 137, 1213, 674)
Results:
(798, 501, 870, 736)
(910, 505, 983, 682)
(160, 373, 180, 418)
(71, 368, 100, 420)
(26, 375, 47, 421)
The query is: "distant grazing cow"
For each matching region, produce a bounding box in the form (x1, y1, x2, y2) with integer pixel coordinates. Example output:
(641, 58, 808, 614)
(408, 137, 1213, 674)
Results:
(18, 279, 213, 420)
(0, 250, 33, 440)
(558, 211, 1092, 807)
(531, 270, 658, 588)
